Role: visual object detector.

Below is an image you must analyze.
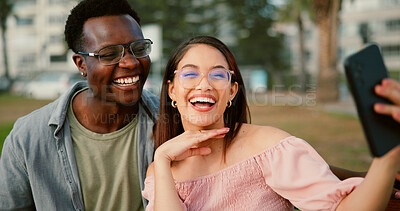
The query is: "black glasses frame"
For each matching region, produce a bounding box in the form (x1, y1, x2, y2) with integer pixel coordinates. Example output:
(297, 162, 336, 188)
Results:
(77, 39, 153, 65)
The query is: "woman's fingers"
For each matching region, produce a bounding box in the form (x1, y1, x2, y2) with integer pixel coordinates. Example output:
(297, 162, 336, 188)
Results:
(156, 127, 230, 162)
(188, 147, 212, 157)
(374, 103, 400, 123)
(375, 79, 400, 105)
(190, 128, 230, 145)
(374, 79, 400, 122)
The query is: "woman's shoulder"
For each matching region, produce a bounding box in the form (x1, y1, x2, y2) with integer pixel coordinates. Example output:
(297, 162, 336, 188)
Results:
(237, 124, 292, 154)
(146, 162, 155, 177)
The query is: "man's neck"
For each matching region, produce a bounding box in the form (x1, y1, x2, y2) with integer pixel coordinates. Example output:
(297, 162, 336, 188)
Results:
(72, 90, 139, 134)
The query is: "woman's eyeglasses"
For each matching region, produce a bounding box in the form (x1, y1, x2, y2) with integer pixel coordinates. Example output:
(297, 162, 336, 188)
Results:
(174, 68, 234, 89)
(78, 39, 153, 65)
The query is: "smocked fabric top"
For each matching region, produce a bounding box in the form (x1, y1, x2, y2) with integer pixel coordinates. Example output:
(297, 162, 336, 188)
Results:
(142, 136, 363, 211)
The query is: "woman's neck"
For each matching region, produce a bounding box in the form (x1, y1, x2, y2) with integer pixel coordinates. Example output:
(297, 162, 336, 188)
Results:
(181, 118, 225, 132)
(181, 119, 226, 155)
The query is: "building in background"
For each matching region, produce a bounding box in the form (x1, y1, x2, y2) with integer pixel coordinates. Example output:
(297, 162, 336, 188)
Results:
(2, 0, 399, 88)
(339, 0, 400, 79)
(277, 0, 399, 100)
(5, 0, 77, 78)
(2, 0, 163, 95)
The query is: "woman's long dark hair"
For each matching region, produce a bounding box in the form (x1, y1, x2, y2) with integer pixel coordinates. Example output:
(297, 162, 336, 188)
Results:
(154, 36, 250, 158)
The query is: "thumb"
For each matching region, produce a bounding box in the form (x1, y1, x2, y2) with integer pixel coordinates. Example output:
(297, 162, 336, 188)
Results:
(189, 147, 212, 157)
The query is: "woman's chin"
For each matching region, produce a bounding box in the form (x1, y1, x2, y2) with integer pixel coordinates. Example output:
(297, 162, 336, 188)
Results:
(183, 114, 223, 128)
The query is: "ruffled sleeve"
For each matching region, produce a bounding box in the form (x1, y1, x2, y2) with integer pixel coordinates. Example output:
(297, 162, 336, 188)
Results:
(142, 176, 188, 211)
(257, 136, 363, 211)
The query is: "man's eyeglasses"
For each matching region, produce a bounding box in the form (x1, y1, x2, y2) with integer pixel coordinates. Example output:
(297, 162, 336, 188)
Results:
(78, 39, 153, 65)
(174, 68, 234, 89)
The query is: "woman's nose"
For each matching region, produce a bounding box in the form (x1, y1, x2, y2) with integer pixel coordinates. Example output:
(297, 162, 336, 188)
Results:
(196, 74, 213, 90)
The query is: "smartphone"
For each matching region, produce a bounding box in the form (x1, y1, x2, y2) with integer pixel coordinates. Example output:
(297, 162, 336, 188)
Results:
(344, 43, 400, 157)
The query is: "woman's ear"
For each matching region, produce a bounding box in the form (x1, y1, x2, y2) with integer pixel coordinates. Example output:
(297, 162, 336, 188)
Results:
(230, 82, 239, 101)
(168, 80, 176, 101)
(72, 54, 87, 77)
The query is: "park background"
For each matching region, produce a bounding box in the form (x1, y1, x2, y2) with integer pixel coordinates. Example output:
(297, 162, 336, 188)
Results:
(1, 0, 400, 172)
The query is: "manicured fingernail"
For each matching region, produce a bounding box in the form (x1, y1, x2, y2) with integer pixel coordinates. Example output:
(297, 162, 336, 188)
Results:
(221, 127, 230, 131)
(383, 79, 391, 86)
(375, 103, 384, 111)
(395, 192, 400, 199)
(376, 85, 384, 93)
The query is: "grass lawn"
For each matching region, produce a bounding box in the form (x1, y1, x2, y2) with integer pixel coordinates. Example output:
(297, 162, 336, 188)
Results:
(0, 122, 14, 152)
(0, 94, 52, 156)
(0, 93, 372, 171)
(249, 104, 371, 171)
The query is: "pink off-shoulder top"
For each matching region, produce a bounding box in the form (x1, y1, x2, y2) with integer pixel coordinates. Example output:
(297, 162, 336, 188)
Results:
(142, 136, 363, 211)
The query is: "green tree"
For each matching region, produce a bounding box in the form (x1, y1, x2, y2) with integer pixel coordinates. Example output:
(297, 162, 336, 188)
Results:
(312, 0, 342, 102)
(279, 0, 312, 91)
(0, 0, 13, 84)
(226, 0, 289, 86)
(128, 0, 220, 58)
(128, 0, 288, 88)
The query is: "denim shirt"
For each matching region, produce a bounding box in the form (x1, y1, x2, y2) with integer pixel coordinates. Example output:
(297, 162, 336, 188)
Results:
(0, 81, 159, 211)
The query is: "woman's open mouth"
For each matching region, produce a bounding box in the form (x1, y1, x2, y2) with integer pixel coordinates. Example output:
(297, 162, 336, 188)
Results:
(189, 96, 216, 111)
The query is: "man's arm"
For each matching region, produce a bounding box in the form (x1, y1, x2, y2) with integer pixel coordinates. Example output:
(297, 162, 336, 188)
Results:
(0, 130, 35, 210)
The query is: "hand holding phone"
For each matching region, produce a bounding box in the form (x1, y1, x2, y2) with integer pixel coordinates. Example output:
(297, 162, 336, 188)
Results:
(374, 78, 400, 123)
(344, 43, 400, 157)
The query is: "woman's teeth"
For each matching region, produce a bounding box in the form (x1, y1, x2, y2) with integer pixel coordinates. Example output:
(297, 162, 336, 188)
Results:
(189, 97, 216, 108)
(189, 97, 215, 104)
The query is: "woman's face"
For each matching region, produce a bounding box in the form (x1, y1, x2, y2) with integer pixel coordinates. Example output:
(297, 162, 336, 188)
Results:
(168, 44, 238, 130)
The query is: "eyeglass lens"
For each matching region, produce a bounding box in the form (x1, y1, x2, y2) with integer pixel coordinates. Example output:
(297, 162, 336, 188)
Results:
(98, 40, 152, 65)
(178, 68, 231, 89)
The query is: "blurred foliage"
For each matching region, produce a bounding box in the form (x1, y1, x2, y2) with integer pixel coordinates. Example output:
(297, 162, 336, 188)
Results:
(0, 0, 13, 81)
(127, 0, 289, 73)
(226, 0, 289, 72)
(277, 0, 313, 91)
(0, 0, 13, 31)
(0, 123, 13, 156)
(128, 0, 220, 57)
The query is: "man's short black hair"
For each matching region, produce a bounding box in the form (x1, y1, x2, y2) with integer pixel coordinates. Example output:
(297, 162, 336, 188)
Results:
(64, 0, 141, 53)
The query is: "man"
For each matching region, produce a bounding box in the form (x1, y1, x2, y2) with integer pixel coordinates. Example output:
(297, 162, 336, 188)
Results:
(0, 0, 158, 210)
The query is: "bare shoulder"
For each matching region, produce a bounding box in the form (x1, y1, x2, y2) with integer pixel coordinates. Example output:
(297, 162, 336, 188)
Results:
(238, 123, 291, 152)
(146, 162, 155, 177)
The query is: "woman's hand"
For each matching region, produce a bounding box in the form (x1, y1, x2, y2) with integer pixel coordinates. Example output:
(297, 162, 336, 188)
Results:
(154, 127, 230, 163)
(374, 79, 400, 123)
(152, 127, 230, 211)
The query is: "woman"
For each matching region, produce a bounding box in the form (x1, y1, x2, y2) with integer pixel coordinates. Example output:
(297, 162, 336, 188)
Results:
(143, 36, 400, 210)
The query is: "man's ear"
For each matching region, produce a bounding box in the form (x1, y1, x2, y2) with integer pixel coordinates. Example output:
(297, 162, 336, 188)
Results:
(72, 54, 87, 77)
(230, 82, 239, 102)
(168, 80, 176, 102)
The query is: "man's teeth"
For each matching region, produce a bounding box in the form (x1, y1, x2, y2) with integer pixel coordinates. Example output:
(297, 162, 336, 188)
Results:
(189, 97, 215, 104)
(113, 76, 139, 86)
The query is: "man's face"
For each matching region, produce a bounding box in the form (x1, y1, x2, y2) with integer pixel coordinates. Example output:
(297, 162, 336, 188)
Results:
(79, 15, 150, 105)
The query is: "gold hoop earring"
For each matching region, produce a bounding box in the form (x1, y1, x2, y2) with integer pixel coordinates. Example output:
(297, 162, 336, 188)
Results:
(227, 100, 232, 108)
(171, 101, 177, 108)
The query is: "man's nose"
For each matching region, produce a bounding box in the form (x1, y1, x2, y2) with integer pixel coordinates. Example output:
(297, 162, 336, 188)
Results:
(118, 49, 139, 68)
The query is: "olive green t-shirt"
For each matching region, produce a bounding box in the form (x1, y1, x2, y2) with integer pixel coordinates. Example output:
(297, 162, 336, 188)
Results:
(67, 94, 143, 211)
